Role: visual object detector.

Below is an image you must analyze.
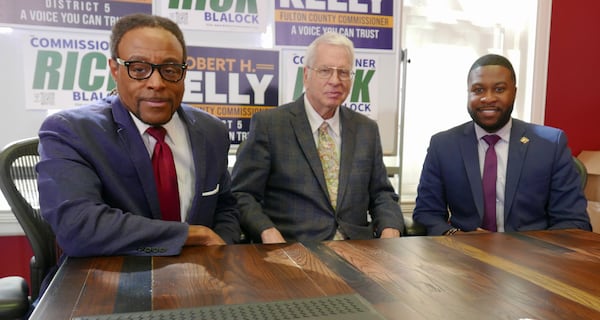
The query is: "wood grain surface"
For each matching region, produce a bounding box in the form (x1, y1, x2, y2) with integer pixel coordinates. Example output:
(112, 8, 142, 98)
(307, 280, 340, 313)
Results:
(30, 230, 600, 320)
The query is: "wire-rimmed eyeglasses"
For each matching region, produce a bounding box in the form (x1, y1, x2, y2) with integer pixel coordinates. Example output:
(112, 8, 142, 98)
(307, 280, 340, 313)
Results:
(308, 66, 354, 80)
(115, 57, 187, 83)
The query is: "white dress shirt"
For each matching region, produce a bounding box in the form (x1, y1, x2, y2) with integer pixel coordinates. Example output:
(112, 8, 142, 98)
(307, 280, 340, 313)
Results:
(304, 95, 341, 153)
(131, 111, 195, 222)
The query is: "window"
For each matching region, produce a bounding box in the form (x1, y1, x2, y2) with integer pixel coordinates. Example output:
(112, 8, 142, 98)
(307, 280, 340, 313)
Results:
(395, 0, 551, 206)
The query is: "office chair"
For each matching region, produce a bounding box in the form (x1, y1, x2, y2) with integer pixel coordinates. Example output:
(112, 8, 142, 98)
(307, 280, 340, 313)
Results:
(403, 216, 426, 236)
(0, 137, 57, 302)
(386, 167, 427, 236)
(0, 276, 29, 320)
(573, 156, 588, 189)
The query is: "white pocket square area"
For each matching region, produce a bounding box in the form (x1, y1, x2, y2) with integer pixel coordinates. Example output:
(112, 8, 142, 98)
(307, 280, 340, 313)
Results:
(201, 184, 219, 196)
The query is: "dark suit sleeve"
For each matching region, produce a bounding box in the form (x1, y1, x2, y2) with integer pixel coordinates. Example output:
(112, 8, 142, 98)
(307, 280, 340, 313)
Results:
(413, 137, 450, 235)
(412, 134, 454, 235)
(38, 112, 188, 257)
(545, 131, 591, 230)
(231, 112, 276, 239)
(365, 126, 405, 236)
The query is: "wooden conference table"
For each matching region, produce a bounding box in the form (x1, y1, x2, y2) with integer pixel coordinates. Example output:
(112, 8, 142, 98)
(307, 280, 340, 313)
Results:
(31, 229, 600, 319)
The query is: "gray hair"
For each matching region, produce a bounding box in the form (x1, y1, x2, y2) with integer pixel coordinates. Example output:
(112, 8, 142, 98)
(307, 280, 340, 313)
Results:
(304, 32, 355, 68)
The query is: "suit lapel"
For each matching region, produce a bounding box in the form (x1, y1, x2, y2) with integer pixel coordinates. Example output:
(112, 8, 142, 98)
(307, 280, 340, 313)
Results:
(179, 107, 207, 223)
(111, 97, 162, 219)
(337, 107, 355, 208)
(460, 123, 484, 218)
(504, 119, 529, 219)
(289, 98, 331, 202)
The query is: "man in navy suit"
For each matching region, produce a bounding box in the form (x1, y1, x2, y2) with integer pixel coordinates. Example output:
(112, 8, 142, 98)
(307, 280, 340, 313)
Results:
(413, 54, 591, 235)
(232, 32, 404, 243)
(37, 14, 240, 258)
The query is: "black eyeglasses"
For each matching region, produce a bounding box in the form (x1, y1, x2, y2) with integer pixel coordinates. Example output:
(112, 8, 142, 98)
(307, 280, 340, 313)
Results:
(115, 57, 187, 83)
(309, 66, 354, 80)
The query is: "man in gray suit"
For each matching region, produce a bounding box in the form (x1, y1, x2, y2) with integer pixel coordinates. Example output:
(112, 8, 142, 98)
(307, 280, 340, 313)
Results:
(231, 32, 404, 243)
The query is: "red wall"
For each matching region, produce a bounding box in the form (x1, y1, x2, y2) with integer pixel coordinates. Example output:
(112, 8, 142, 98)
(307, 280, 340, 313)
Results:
(0, 235, 33, 286)
(545, 0, 600, 155)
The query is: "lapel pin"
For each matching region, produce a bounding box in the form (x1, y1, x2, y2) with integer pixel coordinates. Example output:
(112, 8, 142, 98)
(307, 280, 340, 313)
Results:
(520, 137, 529, 144)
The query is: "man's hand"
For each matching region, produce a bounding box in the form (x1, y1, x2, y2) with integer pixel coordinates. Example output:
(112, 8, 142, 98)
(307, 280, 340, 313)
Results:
(380, 228, 401, 238)
(185, 225, 226, 246)
(261, 227, 286, 244)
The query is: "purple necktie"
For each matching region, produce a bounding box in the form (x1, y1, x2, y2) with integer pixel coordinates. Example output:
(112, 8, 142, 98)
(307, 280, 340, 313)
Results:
(482, 134, 501, 232)
(147, 127, 181, 222)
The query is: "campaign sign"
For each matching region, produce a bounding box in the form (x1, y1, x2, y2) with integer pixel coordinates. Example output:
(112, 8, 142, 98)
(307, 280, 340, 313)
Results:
(183, 46, 279, 144)
(275, 0, 394, 50)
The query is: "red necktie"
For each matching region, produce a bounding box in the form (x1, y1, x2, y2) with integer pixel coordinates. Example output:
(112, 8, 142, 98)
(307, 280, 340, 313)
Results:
(146, 126, 181, 221)
(482, 134, 501, 231)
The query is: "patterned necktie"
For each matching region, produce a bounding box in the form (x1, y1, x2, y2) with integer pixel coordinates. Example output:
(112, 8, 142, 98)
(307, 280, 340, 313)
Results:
(482, 134, 501, 232)
(318, 122, 339, 210)
(147, 126, 181, 222)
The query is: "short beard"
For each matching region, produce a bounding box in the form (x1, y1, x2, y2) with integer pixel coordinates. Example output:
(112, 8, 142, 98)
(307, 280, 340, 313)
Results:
(468, 105, 513, 133)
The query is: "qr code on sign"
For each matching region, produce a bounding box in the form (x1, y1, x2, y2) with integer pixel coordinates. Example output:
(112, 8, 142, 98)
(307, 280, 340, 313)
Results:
(34, 92, 55, 106)
(170, 12, 189, 25)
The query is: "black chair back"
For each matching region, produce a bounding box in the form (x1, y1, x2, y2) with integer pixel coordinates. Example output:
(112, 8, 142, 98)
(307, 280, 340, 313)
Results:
(0, 137, 57, 301)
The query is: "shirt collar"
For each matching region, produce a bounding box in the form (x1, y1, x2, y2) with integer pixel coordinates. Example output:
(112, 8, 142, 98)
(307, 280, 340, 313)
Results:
(304, 95, 341, 137)
(474, 118, 512, 143)
(131, 111, 183, 144)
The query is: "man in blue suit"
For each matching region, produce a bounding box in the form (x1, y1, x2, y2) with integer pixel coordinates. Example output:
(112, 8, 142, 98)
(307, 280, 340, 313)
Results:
(413, 54, 591, 235)
(37, 14, 240, 258)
